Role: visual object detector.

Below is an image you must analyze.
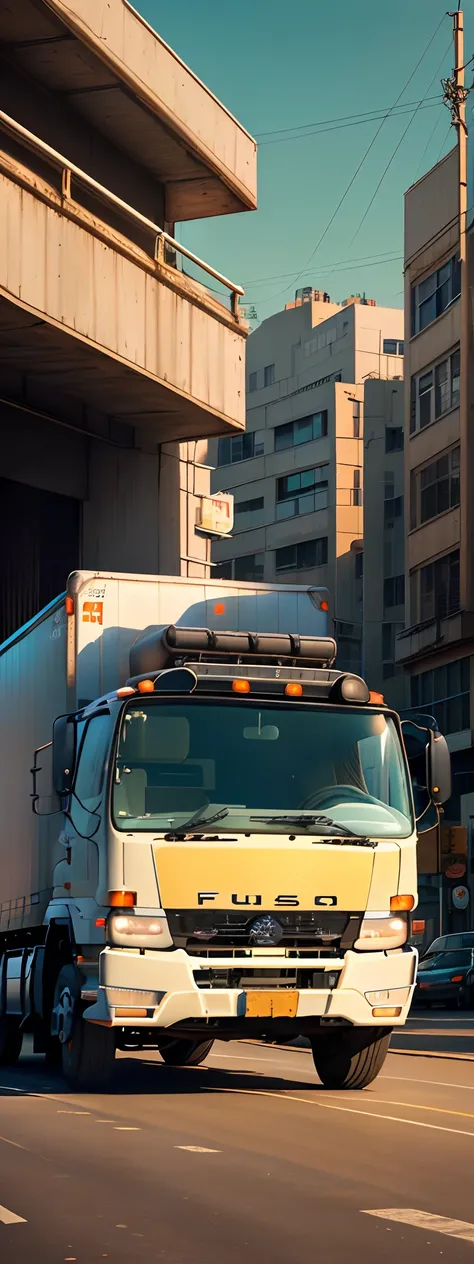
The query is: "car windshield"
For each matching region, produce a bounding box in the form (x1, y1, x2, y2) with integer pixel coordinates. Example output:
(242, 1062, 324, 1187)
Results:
(112, 698, 412, 837)
(418, 951, 472, 971)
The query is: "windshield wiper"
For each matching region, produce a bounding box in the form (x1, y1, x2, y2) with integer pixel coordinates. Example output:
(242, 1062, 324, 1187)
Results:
(164, 807, 229, 840)
(250, 813, 375, 847)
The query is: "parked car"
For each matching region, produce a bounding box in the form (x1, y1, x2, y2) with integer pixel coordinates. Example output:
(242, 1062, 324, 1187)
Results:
(415, 947, 474, 1009)
(423, 932, 474, 957)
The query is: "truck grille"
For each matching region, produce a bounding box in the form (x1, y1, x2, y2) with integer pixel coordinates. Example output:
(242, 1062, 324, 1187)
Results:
(166, 909, 362, 953)
(194, 967, 341, 990)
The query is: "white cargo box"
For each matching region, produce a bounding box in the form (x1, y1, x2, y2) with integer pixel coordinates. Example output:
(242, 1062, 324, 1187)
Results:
(0, 572, 330, 932)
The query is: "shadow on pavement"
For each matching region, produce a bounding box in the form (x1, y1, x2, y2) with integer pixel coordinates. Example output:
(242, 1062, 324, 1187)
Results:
(0, 1047, 321, 1098)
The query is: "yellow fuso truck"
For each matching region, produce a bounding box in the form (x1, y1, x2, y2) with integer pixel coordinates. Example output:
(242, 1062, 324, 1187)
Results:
(0, 571, 451, 1090)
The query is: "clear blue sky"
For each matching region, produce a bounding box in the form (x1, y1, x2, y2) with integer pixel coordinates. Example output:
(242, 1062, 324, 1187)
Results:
(136, 1, 469, 321)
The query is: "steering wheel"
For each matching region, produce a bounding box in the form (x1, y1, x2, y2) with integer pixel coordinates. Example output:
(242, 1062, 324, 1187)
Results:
(298, 785, 378, 810)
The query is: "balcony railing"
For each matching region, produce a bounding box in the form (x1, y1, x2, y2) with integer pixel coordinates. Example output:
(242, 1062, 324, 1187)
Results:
(0, 109, 244, 316)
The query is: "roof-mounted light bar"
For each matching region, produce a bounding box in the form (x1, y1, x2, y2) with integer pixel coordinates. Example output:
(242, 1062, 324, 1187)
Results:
(128, 625, 337, 681)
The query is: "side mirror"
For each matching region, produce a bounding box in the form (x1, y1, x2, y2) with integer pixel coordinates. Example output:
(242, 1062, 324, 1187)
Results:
(427, 730, 451, 806)
(52, 715, 77, 796)
(401, 717, 451, 827)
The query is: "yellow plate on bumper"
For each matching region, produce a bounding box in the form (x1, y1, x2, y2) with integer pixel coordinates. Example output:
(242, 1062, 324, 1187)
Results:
(244, 991, 298, 1019)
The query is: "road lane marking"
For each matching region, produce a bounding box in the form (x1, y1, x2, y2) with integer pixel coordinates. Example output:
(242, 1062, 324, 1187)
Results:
(204, 1086, 474, 1138)
(175, 1145, 221, 1153)
(0, 1203, 26, 1225)
(0, 1133, 30, 1152)
(383, 1073, 474, 1091)
(212, 1054, 474, 1099)
(114, 1127, 140, 1131)
(57, 1111, 90, 1115)
(327, 1094, 474, 1122)
(362, 1209, 474, 1243)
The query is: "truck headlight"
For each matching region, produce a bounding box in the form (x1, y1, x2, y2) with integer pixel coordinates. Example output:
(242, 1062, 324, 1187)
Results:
(107, 912, 172, 949)
(354, 912, 408, 951)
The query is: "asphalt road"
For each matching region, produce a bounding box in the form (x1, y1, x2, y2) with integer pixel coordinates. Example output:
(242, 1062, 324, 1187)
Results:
(390, 1009, 474, 1056)
(3, 1035, 474, 1262)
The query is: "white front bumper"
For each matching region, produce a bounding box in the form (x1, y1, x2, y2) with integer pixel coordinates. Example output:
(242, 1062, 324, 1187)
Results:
(83, 945, 417, 1029)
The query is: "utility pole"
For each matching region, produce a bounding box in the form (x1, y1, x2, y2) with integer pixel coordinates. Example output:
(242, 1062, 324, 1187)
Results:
(445, 11, 470, 607)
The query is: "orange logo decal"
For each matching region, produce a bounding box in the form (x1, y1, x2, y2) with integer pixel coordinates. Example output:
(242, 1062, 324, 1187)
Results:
(82, 601, 103, 625)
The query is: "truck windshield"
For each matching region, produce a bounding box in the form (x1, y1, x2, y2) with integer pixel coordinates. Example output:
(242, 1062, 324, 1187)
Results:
(112, 699, 412, 838)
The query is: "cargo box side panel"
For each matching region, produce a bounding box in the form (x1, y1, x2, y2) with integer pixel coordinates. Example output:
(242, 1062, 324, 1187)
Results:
(74, 573, 330, 701)
(0, 601, 68, 933)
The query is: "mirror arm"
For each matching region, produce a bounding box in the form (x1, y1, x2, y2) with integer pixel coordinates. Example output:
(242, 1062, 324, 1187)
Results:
(30, 741, 62, 818)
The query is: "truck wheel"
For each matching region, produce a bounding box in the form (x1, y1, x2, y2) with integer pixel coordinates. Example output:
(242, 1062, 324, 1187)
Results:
(159, 1037, 214, 1066)
(53, 965, 115, 1091)
(311, 1027, 391, 1089)
(0, 1017, 23, 1066)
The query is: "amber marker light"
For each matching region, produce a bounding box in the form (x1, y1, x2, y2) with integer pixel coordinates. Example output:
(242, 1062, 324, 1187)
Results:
(107, 890, 137, 908)
(285, 682, 303, 696)
(138, 679, 155, 694)
(232, 679, 250, 693)
(390, 895, 415, 912)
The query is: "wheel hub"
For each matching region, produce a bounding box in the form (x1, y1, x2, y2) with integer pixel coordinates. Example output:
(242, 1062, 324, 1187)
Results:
(52, 986, 75, 1045)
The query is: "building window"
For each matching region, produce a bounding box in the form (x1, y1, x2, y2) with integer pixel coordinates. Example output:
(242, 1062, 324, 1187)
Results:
(276, 465, 328, 520)
(217, 430, 264, 465)
(249, 372, 257, 392)
(352, 400, 361, 438)
(410, 548, 460, 623)
(233, 496, 264, 528)
(234, 497, 264, 517)
(410, 447, 460, 529)
(385, 426, 404, 452)
(264, 363, 275, 387)
(410, 657, 470, 735)
(383, 574, 405, 607)
(411, 256, 461, 336)
(214, 553, 265, 583)
(351, 469, 362, 506)
(410, 348, 460, 434)
(274, 411, 328, 451)
(275, 537, 328, 573)
(381, 622, 404, 680)
(383, 339, 404, 355)
(355, 551, 363, 579)
(384, 495, 403, 525)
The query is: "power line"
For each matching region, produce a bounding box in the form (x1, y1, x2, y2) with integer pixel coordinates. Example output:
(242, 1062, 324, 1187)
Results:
(412, 110, 446, 182)
(244, 254, 403, 300)
(242, 249, 402, 289)
(252, 13, 448, 312)
(254, 95, 441, 139)
(257, 98, 441, 145)
(436, 123, 454, 162)
(342, 39, 452, 259)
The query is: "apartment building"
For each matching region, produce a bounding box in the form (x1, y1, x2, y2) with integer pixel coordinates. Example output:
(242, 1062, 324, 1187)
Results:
(209, 290, 404, 672)
(362, 378, 407, 710)
(0, 0, 256, 641)
(396, 147, 474, 835)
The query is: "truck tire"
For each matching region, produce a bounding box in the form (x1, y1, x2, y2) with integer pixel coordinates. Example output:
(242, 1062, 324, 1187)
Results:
(0, 1017, 23, 1066)
(311, 1027, 391, 1089)
(158, 1037, 214, 1066)
(53, 965, 115, 1091)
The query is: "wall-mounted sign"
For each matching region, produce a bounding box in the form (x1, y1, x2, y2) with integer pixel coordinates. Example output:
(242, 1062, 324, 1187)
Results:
(452, 885, 470, 911)
(445, 860, 467, 880)
(196, 493, 234, 537)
